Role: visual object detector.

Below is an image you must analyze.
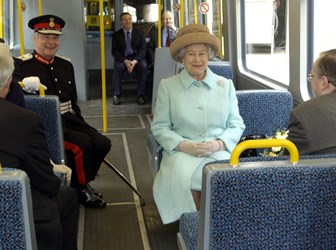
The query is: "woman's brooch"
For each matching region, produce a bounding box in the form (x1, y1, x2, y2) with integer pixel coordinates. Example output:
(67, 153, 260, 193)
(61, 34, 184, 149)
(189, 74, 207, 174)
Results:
(216, 79, 225, 87)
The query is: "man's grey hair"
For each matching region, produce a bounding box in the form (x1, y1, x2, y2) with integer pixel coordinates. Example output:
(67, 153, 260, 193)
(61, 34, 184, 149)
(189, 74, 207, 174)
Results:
(0, 43, 14, 89)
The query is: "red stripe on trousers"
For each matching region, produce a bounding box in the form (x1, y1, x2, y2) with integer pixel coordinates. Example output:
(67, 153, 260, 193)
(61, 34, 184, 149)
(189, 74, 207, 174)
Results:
(64, 141, 87, 184)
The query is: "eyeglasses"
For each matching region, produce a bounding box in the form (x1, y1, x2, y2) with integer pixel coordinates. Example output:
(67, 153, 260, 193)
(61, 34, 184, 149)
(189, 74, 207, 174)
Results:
(307, 73, 317, 82)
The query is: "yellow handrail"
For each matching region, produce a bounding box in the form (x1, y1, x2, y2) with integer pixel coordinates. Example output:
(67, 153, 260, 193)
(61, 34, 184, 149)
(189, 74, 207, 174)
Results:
(217, 0, 224, 58)
(38, 0, 42, 15)
(180, 0, 184, 27)
(158, 0, 162, 48)
(230, 139, 299, 167)
(0, 0, 3, 38)
(193, 0, 197, 24)
(18, 81, 46, 97)
(99, 0, 107, 132)
(17, 0, 24, 56)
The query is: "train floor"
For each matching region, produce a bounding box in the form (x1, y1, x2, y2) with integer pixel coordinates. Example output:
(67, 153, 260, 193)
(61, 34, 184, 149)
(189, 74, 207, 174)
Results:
(76, 75, 179, 250)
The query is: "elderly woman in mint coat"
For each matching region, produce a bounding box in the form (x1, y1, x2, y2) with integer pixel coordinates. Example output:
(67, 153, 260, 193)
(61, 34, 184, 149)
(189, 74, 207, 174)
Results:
(151, 24, 245, 224)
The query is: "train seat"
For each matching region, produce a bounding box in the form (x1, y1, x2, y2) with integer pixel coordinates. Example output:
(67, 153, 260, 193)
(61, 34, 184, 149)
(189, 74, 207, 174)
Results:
(0, 169, 37, 249)
(24, 95, 66, 184)
(178, 154, 336, 250)
(147, 89, 293, 172)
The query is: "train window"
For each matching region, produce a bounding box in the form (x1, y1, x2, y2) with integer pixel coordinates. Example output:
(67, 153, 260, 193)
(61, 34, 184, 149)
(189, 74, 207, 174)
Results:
(313, 0, 336, 61)
(243, 0, 289, 85)
(85, 0, 112, 30)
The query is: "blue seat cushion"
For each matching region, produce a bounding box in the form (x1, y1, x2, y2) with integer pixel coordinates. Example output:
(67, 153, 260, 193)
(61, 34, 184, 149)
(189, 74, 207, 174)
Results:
(179, 211, 199, 250)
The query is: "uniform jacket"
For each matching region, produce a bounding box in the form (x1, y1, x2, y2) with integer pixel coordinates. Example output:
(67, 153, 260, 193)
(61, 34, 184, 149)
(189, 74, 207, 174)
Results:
(13, 51, 88, 128)
(112, 27, 147, 63)
(151, 68, 245, 224)
(287, 91, 336, 155)
(0, 98, 61, 221)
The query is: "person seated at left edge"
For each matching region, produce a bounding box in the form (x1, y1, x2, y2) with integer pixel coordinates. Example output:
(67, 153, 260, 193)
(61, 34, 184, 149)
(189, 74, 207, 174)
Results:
(0, 38, 25, 107)
(0, 41, 78, 250)
(13, 14, 112, 208)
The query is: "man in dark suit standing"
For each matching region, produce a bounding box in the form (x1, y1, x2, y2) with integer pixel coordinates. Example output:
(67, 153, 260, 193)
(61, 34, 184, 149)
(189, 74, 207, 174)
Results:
(286, 49, 336, 155)
(111, 12, 148, 105)
(0, 42, 78, 250)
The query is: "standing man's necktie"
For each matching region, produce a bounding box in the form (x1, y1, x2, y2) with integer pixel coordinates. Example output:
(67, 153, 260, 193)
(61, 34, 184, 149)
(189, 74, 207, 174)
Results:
(126, 31, 133, 56)
(165, 30, 171, 47)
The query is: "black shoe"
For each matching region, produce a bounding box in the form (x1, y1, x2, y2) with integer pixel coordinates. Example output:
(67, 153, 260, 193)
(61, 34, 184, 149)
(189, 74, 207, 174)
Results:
(78, 190, 106, 208)
(86, 183, 103, 199)
(136, 96, 145, 105)
(113, 95, 120, 105)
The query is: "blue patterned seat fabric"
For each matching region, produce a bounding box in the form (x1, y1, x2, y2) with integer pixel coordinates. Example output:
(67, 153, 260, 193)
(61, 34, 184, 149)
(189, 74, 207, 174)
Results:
(178, 212, 199, 250)
(24, 95, 66, 183)
(0, 180, 25, 248)
(179, 154, 336, 250)
(207, 164, 336, 249)
(0, 168, 37, 249)
(24, 95, 65, 165)
(236, 89, 293, 137)
(208, 62, 233, 80)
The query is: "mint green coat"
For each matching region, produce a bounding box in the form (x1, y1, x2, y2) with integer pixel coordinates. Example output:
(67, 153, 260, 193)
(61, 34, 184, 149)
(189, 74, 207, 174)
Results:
(151, 68, 245, 224)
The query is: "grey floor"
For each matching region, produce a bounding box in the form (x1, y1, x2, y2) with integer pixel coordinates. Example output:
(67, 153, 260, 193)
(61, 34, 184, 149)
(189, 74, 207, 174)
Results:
(77, 72, 179, 250)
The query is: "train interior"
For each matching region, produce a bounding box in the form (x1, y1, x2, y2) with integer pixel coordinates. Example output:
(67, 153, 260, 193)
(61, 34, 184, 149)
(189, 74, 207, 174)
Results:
(3, 0, 336, 249)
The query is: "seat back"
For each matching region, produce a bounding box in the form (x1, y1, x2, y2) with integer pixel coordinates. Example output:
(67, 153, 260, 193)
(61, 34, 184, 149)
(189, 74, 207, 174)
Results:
(208, 61, 233, 80)
(197, 158, 336, 249)
(0, 169, 37, 250)
(24, 95, 65, 165)
(151, 47, 177, 113)
(236, 89, 293, 137)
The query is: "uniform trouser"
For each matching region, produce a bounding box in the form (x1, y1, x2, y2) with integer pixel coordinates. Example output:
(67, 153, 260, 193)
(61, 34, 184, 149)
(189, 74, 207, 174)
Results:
(112, 58, 148, 96)
(63, 120, 111, 189)
(34, 186, 79, 250)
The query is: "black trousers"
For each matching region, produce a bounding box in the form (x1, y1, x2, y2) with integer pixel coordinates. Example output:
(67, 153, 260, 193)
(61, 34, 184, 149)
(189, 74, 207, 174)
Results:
(112, 58, 148, 96)
(63, 119, 111, 189)
(34, 186, 79, 250)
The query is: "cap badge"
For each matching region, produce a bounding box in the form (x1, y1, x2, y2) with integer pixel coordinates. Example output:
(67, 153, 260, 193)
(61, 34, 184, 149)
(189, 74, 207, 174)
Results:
(49, 18, 55, 28)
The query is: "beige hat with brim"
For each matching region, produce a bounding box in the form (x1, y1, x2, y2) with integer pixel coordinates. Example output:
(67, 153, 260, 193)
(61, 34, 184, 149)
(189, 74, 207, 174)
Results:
(170, 24, 220, 62)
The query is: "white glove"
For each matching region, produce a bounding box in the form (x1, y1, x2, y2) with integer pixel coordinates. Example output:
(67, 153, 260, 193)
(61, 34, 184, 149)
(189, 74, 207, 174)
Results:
(50, 160, 72, 186)
(22, 76, 47, 93)
(177, 141, 221, 157)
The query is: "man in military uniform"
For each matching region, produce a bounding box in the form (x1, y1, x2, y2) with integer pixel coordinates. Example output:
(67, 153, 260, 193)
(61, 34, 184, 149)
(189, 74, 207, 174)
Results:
(0, 40, 79, 250)
(14, 14, 111, 208)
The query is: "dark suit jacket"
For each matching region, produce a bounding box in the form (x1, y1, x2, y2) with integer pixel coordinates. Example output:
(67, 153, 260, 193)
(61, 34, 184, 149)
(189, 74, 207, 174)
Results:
(286, 92, 336, 155)
(6, 80, 25, 107)
(0, 98, 60, 220)
(146, 26, 177, 68)
(112, 27, 147, 63)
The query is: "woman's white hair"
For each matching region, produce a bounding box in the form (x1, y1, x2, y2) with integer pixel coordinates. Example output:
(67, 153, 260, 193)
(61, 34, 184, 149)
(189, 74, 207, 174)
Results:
(0, 43, 14, 89)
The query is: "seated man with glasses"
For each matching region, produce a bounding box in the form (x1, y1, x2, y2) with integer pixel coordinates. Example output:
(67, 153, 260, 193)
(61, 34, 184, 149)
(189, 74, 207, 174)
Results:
(286, 48, 336, 155)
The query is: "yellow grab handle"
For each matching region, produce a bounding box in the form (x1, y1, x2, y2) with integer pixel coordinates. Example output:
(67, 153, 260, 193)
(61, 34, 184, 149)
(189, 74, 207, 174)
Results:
(38, 85, 45, 97)
(230, 139, 299, 167)
(18, 81, 45, 97)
